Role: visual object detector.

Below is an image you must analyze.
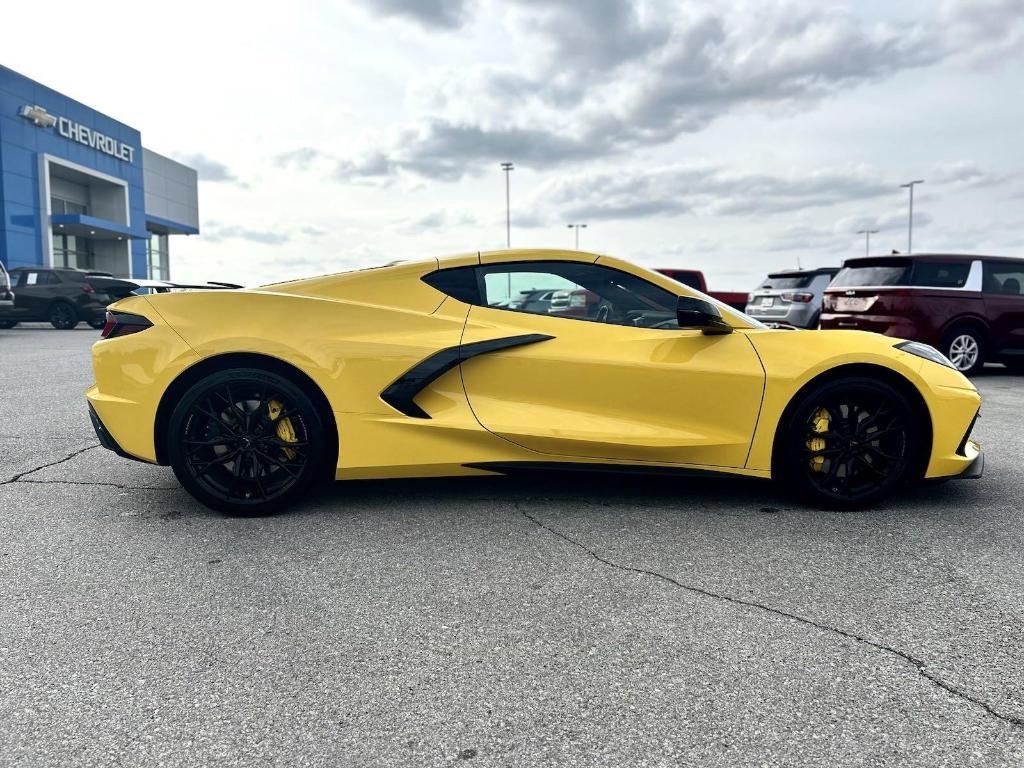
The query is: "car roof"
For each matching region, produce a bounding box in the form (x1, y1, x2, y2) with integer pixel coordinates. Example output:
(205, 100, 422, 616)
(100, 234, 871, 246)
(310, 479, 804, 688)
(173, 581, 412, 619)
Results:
(766, 267, 839, 278)
(843, 253, 1024, 266)
(10, 266, 85, 272)
(437, 249, 602, 268)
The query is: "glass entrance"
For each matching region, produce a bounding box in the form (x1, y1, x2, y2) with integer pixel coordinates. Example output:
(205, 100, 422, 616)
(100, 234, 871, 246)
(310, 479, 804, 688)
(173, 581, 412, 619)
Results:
(51, 233, 95, 269)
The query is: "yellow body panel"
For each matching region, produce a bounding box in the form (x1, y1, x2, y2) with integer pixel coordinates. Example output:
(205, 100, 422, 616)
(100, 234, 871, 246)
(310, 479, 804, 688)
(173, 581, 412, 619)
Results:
(743, 329, 980, 478)
(459, 305, 764, 466)
(86, 249, 981, 486)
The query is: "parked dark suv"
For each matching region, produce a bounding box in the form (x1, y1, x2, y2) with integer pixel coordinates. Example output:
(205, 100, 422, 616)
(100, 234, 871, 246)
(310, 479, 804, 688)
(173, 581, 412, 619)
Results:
(821, 254, 1024, 375)
(0, 267, 138, 330)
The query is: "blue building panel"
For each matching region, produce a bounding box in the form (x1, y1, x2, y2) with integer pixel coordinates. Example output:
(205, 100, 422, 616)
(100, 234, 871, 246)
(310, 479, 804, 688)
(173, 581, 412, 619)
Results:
(0, 64, 198, 278)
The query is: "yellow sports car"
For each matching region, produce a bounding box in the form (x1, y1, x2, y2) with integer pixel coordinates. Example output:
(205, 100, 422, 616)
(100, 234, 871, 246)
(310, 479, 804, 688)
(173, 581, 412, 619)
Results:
(86, 249, 983, 514)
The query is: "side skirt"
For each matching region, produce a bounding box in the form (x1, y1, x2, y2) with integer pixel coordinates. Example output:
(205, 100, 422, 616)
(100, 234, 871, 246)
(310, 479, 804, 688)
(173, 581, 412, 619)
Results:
(463, 461, 768, 481)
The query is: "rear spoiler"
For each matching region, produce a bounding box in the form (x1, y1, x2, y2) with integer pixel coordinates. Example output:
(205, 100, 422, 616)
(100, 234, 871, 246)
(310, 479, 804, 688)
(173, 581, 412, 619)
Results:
(80, 277, 244, 305)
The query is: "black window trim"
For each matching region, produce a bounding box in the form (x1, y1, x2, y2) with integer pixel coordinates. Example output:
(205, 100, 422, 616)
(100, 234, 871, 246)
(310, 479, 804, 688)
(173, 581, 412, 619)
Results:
(424, 259, 686, 330)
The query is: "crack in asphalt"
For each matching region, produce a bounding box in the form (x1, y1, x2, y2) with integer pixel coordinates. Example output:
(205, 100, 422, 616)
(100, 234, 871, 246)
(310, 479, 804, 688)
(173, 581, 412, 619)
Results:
(18, 478, 177, 491)
(0, 444, 102, 485)
(1, 445, 176, 492)
(519, 506, 1024, 730)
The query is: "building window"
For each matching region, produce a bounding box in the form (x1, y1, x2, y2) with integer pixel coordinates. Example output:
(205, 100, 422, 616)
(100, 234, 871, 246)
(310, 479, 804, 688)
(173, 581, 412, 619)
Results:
(50, 196, 88, 216)
(52, 234, 94, 269)
(147, 233, 169, 280)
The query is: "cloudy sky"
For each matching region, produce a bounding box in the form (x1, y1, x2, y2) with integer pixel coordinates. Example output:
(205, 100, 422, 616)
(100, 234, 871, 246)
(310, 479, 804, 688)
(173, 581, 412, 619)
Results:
(5, 0, 1024, 289)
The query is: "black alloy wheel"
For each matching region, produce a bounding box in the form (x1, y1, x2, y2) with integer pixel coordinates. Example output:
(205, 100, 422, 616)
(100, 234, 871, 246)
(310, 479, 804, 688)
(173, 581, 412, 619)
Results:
(49, 302, 78, 330)
(780, 378, 918, 508)
(168, 369, 327, 515)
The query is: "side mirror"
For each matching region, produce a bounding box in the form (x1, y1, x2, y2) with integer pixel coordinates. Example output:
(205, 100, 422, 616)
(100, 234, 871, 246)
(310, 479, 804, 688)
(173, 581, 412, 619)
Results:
(676, 296, 733, 335)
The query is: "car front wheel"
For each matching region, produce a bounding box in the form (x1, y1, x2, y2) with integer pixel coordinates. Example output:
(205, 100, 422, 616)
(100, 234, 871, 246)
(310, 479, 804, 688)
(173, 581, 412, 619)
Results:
(777, 377, 919, 508)
(167, 368, 328, 515)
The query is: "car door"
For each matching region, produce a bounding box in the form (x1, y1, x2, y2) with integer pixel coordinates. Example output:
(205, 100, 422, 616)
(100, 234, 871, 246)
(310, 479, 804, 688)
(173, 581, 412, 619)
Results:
(13, 270, 51, 319)
(458, 260, 765, 468)
(982, 260, 1024, 355)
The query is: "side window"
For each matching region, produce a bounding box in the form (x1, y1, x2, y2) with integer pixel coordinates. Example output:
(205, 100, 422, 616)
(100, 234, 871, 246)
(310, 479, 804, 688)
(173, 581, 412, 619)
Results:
(910, 261, 970, 288)
(18, 272, 38, 287)
(479, 261, 680, 329)
(422, 266, 479, 304)
(41, 271, 61, 285)
(982, 262, 1024, 295)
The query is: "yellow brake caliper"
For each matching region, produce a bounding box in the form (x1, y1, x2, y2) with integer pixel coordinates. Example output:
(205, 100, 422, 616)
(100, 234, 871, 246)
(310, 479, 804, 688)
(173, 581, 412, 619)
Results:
(807, 407, 831, 472)
(267, 400, 298, 460)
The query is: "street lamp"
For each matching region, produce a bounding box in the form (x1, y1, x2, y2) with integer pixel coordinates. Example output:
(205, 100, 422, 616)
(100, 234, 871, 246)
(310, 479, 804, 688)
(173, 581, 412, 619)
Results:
(900, 180, 924, 254)
(500, 162, 514, 248)
(857, 228, 879, 257)
(567, 223, 587, 249)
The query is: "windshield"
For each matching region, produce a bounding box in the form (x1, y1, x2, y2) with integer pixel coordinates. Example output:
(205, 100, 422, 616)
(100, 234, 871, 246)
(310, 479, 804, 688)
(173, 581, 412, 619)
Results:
(761, 275, 814, 290)
(831, 265, 909, 288)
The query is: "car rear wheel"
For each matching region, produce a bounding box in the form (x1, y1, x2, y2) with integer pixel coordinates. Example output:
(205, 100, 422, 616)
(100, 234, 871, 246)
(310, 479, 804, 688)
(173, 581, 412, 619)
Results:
(168, 368, 328, 515)
(942, 327, 986, 376)
(48, 302, 79, 330)
(777, 377, 919, 508)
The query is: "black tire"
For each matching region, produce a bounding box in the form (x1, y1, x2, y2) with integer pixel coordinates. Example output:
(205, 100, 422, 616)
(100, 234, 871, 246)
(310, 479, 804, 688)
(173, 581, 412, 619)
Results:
(167, 368, 328, 515)
(87, 318, 106, 330)
(941, 326, 986, 376)
(0, 320, 16, 329)
(48, 302, 79, 330)
(776, 377, 920, 509)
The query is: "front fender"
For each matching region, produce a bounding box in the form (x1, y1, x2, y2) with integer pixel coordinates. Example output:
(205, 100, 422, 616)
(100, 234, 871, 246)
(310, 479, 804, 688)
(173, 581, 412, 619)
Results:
(743, 329, 979, 478)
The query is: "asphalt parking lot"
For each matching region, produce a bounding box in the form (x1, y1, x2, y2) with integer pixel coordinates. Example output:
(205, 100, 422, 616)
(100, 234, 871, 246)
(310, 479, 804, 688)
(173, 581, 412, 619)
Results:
(2, 326, 1023, 767)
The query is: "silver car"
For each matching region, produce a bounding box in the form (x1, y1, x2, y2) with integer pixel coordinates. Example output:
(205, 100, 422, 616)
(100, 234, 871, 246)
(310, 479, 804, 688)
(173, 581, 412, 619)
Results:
(745, 267, 839, 328)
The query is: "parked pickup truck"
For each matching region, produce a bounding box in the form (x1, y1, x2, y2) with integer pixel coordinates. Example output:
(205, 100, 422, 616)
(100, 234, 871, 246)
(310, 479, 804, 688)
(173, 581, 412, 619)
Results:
(655, 268, 749, 312)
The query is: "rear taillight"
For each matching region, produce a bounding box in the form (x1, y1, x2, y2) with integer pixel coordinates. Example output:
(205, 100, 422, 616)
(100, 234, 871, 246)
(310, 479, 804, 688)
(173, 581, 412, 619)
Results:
(782, 292, 814, 303)
(823, 295, 835, 311)
(100, 310, 153, 339)
(81, 283, 95, 293)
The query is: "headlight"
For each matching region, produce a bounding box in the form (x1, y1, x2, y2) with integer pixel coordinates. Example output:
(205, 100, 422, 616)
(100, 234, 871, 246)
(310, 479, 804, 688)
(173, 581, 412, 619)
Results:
(895, 341, 955, 370)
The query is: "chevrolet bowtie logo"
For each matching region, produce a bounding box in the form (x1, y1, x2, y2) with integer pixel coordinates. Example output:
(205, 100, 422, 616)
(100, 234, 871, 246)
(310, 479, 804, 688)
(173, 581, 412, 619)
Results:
(19, 104, 57, 128)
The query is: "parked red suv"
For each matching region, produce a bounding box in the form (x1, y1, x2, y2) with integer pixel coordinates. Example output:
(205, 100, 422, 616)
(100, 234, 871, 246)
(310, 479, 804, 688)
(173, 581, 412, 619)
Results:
(820, 254, 1024, 375)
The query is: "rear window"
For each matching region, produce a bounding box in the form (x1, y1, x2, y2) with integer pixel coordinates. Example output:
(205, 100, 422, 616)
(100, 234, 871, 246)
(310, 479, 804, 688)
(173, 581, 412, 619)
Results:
(831, 260, 970, 289)
(831, 264, 909, 288)
(761, 274, 814, 289)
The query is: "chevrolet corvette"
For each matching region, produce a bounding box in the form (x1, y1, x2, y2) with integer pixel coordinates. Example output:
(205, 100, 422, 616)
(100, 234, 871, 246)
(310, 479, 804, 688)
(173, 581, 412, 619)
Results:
(86, 249, 983, 514)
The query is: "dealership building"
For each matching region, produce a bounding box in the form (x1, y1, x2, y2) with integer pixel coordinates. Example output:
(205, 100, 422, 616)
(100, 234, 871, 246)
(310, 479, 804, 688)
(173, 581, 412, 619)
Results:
(0, 65, 198, 280)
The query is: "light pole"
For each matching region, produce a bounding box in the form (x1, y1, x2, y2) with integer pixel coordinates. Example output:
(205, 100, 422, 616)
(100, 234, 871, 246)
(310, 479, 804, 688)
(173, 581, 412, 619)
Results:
(500, 162, 514, 248)
(567, 223, 587, 249)
(900, 180, 924, 254)
(857, 228, 879, 257)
